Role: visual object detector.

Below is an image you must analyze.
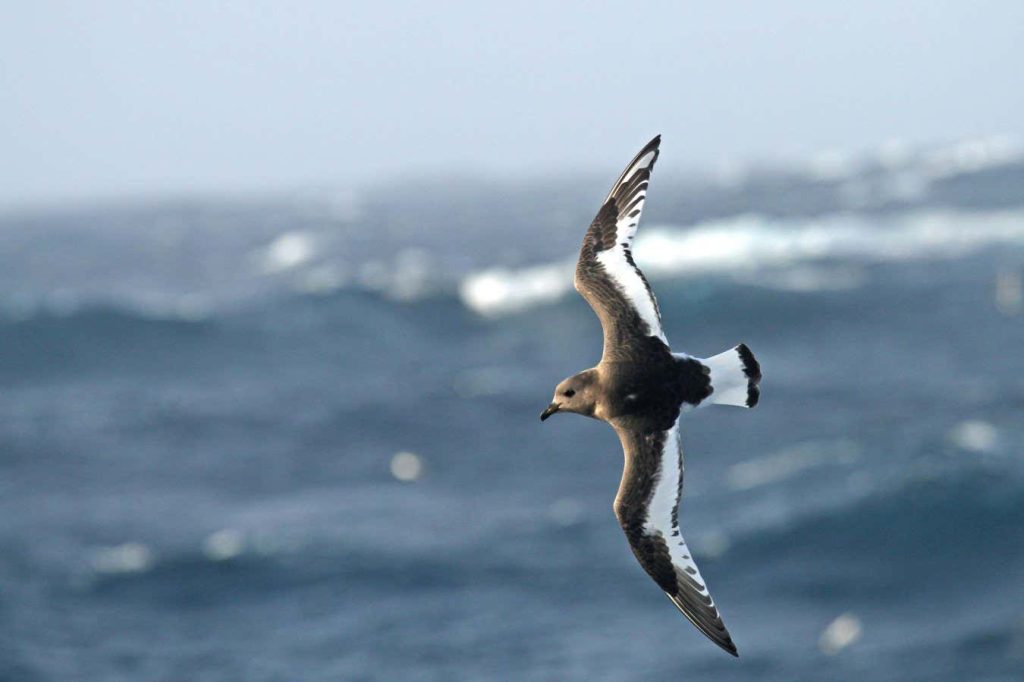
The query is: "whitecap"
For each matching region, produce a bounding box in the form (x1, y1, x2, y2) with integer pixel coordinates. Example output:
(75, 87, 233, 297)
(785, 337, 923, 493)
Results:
(458, 209, 1024, 316)
(726, 441, 861, 491)
(390, 451, 424, 482)
(260, 231, 316, 273)
(948, 420, 999, 453)
(459, 262, 573, 317)
(203, 528, 245, 561)
(923, 135, 1024, 179)
(819, 613, 863, 654)
(355, 249, 442, 302)
(91, 542, 155, 575)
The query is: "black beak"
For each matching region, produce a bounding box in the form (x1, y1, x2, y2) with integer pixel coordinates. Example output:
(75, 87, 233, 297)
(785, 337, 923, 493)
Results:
(539, 403, 560, 421)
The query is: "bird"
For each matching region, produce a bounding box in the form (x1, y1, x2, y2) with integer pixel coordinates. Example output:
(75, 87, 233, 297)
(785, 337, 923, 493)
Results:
(539, 135, 761, 657)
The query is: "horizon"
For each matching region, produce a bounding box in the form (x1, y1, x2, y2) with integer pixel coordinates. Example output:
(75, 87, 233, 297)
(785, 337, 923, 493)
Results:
(2, 131, 1019, 216)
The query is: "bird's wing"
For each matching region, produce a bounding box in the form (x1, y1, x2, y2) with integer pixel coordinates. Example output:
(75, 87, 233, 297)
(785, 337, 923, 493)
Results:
(574, 135, 667, 362)
(612, 421, 738, 656)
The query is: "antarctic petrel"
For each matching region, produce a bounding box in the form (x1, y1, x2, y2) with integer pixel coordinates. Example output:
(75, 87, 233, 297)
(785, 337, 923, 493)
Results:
(540, 135, 761, 657)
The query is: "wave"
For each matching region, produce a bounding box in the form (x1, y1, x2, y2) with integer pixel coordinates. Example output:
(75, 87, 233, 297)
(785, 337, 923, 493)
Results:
(801, 134, 1024, 182)
(459, 208, 1024, 316)
(4, 208, 1023, 324)
(717, 462, 1024, 614)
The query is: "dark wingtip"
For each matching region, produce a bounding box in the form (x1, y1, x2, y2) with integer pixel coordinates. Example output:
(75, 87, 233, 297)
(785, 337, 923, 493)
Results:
(667, 592, 740, 658)
(734, 343, 761, 408)
(716, 631, 739, 657)
(711, 631, 739, 657)
(709, 629, 739, 657)
(735, 343, 761, 383)
(628, 135, 661, 163)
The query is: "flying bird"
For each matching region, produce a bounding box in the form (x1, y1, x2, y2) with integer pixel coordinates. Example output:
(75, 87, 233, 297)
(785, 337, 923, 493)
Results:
(539, 135, 761, 657)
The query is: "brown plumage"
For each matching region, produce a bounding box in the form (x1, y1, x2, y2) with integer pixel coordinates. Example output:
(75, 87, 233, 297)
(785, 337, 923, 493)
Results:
(540, 136, 762, 657)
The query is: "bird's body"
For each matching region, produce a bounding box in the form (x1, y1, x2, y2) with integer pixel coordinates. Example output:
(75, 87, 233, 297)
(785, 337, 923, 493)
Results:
(588, 355, 710, 429)
(540, 135, 761, 657)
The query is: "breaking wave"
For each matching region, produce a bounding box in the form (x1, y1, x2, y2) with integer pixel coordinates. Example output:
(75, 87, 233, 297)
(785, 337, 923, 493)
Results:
(460, 209, 1024, 315)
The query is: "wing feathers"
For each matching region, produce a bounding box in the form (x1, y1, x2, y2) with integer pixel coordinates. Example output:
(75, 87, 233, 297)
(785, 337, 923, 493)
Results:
(575, 136, 667, 359)
(570, 138, 740, 656)
(603, 137, 661, 204)
(614, 423, 738, 656)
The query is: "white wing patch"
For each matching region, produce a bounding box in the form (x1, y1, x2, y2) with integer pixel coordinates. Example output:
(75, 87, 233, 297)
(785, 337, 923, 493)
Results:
(596, 247, 666, 343)
(643, 424, 713, 597)
(595, 141, 666, 343)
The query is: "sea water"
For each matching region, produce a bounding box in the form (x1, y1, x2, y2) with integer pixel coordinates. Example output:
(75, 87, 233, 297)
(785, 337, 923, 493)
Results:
(2, 141, 1023, 680)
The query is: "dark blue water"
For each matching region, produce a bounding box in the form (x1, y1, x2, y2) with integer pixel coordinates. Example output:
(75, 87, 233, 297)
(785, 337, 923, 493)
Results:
(2, 148, 1024, 680)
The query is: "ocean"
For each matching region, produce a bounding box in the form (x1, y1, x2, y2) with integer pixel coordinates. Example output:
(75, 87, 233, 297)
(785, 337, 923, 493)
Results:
(2, 140, 1023, 681)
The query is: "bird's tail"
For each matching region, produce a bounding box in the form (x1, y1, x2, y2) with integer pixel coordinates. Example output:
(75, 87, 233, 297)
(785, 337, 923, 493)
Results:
(701, 344, 761, 408)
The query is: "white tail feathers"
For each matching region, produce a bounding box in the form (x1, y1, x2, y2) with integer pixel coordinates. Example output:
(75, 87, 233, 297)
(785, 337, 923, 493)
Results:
(702, 344, 761, 408)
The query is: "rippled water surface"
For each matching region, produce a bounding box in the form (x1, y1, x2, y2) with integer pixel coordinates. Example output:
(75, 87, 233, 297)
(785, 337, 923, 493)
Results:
(2, 148, 1024, 680)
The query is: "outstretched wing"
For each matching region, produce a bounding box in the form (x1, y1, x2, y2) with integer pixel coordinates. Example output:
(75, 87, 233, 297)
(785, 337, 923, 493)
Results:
(575, 135, 666, 362)
(612, 422, 738, 656)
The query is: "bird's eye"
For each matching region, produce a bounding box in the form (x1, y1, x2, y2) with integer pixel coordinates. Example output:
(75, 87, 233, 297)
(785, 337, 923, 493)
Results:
(563, 389, 576, 398)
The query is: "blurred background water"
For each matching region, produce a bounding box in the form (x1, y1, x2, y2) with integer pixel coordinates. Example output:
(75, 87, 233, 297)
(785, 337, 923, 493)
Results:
(2, 3, 1024, 681)
(3, 147, 1024, 681)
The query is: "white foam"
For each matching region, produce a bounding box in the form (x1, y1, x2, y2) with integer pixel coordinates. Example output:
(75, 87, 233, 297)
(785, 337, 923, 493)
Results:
(819, 613, 863, 655)
(91, 542, 155, 575)
(260, 231, 316, 273)
(727, 441, 861, 491)
(459, 262, 573, 317)
(734, 265, 866, 292)
(948, 420, 999, 453)
(203, 528, 245, 561)
(351, 249, 444, 302)
(459, 209, 1024, 316)
(922, 135, 1024, 179)
(390, 451, 424, 482)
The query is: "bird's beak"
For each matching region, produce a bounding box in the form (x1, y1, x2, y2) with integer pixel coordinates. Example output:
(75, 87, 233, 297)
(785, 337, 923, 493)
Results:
(539, 403, 560, 421)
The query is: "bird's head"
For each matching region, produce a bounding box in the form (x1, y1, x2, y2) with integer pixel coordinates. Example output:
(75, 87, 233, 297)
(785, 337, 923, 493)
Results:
(540, 369, 598, 421)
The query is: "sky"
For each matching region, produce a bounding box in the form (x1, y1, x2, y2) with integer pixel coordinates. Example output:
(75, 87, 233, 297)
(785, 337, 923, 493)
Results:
(1, 1, 1022, 208)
